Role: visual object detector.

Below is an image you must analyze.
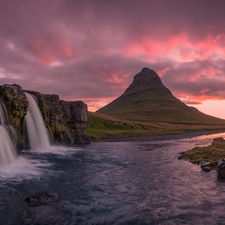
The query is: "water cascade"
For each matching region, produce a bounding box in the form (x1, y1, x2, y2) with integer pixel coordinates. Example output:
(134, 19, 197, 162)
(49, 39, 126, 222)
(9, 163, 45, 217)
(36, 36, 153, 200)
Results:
(0, 103, 18, 166)
(25, 93, 50, 150)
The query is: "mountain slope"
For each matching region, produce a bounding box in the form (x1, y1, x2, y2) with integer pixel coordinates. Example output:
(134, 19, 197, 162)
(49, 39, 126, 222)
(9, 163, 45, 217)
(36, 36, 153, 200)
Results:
(97, 68, 225, 124)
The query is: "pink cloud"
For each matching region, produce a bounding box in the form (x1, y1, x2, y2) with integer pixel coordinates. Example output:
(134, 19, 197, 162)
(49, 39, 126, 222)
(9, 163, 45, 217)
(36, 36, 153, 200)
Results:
(57, 39, 73, 57)
(177, 92, 223, 105)
(39, 53, 56, 66)
(29, 37, 73, 65)
(122, 29, 225, 67)
(88, 63, 132, 90)
(123, 31, 189, 60)
(157, 68, 170, 78)
(2, 0, 225, 119)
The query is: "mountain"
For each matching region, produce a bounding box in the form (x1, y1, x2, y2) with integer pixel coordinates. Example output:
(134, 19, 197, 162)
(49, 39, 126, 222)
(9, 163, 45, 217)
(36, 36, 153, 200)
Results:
(97, 68, 225, 124)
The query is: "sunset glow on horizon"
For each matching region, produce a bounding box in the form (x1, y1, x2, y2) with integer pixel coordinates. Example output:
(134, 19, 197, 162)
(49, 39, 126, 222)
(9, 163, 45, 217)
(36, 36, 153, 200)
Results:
(1, 0, 225, 119)
(189, 100, 225, 120)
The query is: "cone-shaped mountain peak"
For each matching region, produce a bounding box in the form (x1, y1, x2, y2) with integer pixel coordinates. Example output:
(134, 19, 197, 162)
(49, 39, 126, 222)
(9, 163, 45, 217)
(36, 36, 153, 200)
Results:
(133, 67, 162, 85)
(97, 68, 225, 124)
(119, 67, 173, 102)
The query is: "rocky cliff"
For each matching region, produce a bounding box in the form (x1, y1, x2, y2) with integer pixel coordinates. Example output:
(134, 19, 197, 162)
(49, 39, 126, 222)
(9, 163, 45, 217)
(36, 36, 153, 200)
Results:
(0, 84, 90, 149)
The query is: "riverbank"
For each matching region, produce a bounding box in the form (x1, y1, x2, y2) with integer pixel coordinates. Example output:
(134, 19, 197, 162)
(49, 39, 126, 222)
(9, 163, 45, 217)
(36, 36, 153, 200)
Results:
(182, 136, 225, 167)
(100, 130, 225, 142)
(85, 112, 225, 141)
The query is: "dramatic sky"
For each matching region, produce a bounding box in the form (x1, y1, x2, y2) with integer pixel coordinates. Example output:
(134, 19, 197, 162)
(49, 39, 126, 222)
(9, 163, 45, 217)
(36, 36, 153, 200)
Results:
(1, 0, 225, 118)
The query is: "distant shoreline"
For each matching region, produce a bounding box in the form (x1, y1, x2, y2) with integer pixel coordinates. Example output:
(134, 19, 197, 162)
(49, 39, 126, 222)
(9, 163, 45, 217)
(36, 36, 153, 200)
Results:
(100, 130, 225, 142)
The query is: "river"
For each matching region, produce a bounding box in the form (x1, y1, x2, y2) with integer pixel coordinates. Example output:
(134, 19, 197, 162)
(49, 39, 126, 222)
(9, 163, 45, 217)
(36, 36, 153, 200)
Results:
(0, 132, 225, 224)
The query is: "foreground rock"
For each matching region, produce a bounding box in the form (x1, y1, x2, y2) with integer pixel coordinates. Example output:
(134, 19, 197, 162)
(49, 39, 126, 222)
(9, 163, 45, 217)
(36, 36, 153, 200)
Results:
(25, 191, 60, 207)
(212, 137, 225, 144)
(178, 153, 213, 172)
(201, 162, 211, 172)
(216, 158, 225, 178)
(19, 191, 66, 225)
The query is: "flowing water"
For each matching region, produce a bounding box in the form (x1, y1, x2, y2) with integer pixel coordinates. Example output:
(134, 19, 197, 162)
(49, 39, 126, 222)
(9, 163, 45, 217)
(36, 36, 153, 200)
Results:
(0, 132, 225, 224)
(0, 103, 17, 167)
(25, 93, 50, 150)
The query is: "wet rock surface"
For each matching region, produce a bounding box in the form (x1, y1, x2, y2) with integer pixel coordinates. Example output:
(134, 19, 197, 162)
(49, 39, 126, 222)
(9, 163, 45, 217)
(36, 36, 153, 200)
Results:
(18, 191, 66, 225)
(25, 191, 60, 207)
(202, 166, 211, 172)
(178, 155, 184, 160)
(212, 137, 225, 143)
(201, 162, 211, 168)
(216, 158, 225, 178)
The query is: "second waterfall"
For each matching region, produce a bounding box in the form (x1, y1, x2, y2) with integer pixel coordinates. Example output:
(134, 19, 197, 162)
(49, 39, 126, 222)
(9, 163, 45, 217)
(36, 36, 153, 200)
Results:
(25, 93, 50, 150)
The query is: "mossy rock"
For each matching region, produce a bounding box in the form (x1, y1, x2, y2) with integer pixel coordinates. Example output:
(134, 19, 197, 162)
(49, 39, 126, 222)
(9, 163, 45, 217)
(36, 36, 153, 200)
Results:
(0, 84, 28, 131)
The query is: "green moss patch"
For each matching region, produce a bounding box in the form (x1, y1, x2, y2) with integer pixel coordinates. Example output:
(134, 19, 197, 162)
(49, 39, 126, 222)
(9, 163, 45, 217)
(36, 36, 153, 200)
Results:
(184, 142, 225, 166)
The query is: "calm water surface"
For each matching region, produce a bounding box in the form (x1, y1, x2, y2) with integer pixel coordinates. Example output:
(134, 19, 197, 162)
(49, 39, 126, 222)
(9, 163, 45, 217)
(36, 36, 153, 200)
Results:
(1, 132, 225, 224)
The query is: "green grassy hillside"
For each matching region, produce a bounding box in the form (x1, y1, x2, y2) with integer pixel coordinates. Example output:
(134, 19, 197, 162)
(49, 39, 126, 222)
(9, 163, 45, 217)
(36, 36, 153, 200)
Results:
(84, 112, 159, 139)
(84, 112, 225, 140)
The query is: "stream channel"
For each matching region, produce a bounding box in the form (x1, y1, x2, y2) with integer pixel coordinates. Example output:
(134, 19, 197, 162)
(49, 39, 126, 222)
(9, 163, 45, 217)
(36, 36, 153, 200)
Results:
(1, 132, 225, 224)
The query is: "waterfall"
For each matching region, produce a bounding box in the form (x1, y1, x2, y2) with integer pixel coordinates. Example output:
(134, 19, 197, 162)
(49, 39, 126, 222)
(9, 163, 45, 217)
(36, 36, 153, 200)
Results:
(0, 103, 17, 166)
(25, 93, 50, 150)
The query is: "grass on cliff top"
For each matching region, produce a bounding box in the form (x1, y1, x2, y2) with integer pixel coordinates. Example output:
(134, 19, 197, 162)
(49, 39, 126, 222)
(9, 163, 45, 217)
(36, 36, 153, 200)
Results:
(184, 142, 225, 166)
(84, 112, 225, 140)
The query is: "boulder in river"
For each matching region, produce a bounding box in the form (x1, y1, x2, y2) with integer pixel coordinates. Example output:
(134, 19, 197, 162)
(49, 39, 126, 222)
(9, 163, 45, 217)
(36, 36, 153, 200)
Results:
(200, 162, 212, 172)
(212, 137, 225, 144)
(201, 162, 211, 167)
(178, 155, 183, 160)
(201, 166, 211, 172)
(216, 158, 225, 178)
(25, 191, 60, 207)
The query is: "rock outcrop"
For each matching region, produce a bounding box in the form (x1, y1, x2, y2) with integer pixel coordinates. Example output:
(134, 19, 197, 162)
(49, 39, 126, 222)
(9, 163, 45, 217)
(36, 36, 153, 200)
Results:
(0, 84, 90, 148)
(216, 158, 225, 179)
(44, 94, 90, 144)
(0, 84, 29, 148)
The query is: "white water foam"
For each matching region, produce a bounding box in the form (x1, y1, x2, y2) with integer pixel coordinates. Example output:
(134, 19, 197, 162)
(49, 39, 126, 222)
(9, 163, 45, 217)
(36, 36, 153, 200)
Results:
(23, 145, 83, 155)
(0, 156, 52, 180)
(0, 145, 83, 180)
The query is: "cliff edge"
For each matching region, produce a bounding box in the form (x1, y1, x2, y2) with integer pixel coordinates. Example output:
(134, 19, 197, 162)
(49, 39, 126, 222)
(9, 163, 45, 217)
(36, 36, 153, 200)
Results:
(0, 84, 91, 149)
